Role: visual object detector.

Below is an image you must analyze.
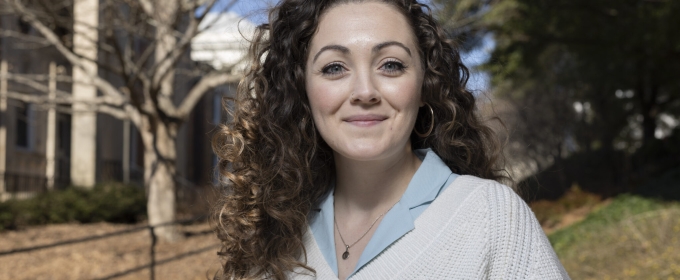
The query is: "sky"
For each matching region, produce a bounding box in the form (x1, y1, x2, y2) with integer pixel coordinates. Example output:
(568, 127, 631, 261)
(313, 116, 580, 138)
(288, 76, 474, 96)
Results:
(209, 0, 275, 24)
(214, 0, 491, 92)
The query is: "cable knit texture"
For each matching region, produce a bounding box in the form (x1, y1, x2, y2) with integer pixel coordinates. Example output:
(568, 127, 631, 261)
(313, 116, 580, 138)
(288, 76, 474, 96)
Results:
(288, 175, 570, 279)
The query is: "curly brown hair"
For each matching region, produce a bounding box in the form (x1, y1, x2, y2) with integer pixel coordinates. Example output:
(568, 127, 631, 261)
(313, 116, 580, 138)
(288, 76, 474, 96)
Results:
(211, 0, 506, 279)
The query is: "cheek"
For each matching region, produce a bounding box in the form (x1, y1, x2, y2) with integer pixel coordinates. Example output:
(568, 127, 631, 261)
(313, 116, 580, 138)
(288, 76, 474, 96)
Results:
(381, 77, 422, 112)
(306, 79, 343, 125)
(380, 79, 423, 138)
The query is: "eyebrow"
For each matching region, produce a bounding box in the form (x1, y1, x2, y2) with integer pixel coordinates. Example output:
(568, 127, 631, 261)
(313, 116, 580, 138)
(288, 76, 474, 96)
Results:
(312, 45, 350, 63)
(311, 41, 412, 63)
(373, 41, 412, 57)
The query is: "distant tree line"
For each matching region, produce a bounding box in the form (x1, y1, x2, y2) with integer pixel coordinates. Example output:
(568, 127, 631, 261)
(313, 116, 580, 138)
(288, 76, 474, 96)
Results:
(432, 0, 680, 200)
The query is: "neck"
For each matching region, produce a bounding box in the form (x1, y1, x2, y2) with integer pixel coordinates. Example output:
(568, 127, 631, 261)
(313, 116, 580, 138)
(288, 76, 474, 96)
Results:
(333, 145, 421, 214)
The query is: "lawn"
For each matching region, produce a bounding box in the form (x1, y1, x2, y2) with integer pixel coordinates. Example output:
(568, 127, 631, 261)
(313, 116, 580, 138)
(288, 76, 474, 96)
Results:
(537, 193, 680, 279)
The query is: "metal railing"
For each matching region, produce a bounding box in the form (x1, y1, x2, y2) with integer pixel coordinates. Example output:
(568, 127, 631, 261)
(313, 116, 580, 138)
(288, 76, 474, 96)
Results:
(1, 169, 73, 199)
(0, 216, 217, 280)
(3, 172, 47, 195)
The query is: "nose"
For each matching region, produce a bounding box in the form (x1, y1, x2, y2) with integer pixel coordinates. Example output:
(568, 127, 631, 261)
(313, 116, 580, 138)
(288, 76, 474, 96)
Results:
(350, 71, 381, 105)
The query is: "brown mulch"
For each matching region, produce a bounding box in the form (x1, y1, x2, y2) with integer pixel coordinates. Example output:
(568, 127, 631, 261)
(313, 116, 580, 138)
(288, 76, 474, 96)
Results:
(0, 222, 223, 280)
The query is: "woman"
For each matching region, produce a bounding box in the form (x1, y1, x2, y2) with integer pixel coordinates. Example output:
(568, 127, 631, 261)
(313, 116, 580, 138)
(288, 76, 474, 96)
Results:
(212, 0, 569, 279)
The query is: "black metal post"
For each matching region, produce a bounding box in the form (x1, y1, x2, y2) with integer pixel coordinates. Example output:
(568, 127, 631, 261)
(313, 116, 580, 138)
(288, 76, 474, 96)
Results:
(149, 226, 157, 280)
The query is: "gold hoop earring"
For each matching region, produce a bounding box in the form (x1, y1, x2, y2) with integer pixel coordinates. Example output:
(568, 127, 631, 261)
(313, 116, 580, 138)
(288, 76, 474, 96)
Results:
(415, 103, 434, 137)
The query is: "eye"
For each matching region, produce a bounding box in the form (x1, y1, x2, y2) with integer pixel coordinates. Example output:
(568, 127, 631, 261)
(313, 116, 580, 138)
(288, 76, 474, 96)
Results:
(380, 60, 406, 75)
(321, 63, 347, 77)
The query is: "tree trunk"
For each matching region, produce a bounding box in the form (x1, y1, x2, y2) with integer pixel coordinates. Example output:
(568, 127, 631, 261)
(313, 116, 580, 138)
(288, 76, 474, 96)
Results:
(141, 117, 180, 241)
(132, 1, 182, 242)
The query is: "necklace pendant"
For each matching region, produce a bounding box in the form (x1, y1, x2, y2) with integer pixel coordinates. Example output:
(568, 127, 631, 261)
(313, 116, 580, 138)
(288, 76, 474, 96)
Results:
(342, 251, 349, 260)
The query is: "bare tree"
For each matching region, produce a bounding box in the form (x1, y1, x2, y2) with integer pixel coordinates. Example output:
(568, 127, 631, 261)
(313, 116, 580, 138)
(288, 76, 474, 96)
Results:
(3, 0, 242, 241)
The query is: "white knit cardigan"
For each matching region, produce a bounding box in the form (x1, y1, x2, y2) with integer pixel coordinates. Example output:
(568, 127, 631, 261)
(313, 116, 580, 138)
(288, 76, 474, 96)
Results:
(288, 175, 570, 279)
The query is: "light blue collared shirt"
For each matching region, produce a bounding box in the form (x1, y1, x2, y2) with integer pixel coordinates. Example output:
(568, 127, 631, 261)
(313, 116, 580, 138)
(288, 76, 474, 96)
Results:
(308, 149, 459, 278)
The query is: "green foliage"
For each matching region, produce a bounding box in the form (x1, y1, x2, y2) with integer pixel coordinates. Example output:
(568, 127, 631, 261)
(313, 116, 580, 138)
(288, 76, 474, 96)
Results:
(430, 0, 506, 52)
(0, 183, 146, 231)
(482, 0, 680, 166)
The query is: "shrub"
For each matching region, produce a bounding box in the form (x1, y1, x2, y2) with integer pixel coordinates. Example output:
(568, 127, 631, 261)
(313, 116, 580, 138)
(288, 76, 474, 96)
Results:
(0, 183, 146, 231)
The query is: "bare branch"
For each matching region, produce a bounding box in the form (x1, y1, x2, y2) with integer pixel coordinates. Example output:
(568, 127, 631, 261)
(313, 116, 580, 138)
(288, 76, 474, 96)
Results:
(6, 88, 141, 126)
(176, 70, 241, 119)
(7, 90, 66, 104)
(0, 72, 73, 83)
(1, 25, 123, 76)
(9, 0, 128, 107)
(6, 0, 239, 125)
(8, 89, 119, 107)
(137, 0, 154, 16)
(56, 104, 131, 121)
(150, 0, 225, 90)
(103, 20, 152, 92)
(147, 0, 233, 119)
(2, 73, 72, 97)
(0, 29, 52, 47)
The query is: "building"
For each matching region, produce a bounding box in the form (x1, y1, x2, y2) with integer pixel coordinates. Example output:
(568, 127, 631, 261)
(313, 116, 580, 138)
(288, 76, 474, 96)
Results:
(0, 2, 252, 201)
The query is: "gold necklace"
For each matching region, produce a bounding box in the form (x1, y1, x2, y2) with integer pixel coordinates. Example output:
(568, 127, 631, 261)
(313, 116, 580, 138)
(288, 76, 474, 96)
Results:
(333, 200, 400, 260)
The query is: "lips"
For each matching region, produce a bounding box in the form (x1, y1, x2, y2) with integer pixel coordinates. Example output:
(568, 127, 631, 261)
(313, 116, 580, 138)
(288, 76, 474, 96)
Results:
(343, 114, 388, 127)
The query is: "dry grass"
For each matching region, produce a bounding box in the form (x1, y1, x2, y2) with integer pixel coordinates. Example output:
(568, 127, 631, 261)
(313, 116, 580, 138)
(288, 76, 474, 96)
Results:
(530, 185, 680, 279)
(0, 221, 222, 280)
(558, 207, 680, 279)
(535, 191, 680, 280)
(2, 187, 678, 279)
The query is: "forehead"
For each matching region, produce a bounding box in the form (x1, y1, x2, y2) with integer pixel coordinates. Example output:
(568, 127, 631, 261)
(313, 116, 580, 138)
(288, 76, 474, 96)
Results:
(310, 2, 417, 52)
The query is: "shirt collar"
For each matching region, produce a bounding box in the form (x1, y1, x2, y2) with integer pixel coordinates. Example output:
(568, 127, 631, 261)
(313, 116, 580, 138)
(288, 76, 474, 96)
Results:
(309, 148, 454, 277)
(354, 149, 453, 274)
(399, 148, 454, 209)
(311, 148, 450, 211)
(308, 189, 337, 275)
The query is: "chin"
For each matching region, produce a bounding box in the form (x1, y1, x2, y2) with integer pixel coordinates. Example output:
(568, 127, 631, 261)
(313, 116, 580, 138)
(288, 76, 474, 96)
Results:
(333, 140, 403, 162)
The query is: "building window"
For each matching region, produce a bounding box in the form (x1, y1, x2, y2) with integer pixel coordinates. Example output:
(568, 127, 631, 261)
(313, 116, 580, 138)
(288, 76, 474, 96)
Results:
(16, 102, 33, 149)
(17, 18, 31, 34)
(57, 113, 71, 153)
(213, 91, 222, 125)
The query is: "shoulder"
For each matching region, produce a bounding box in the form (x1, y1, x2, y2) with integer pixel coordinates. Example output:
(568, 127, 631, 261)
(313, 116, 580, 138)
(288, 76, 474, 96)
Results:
(436, 175, 538, 240)
(421, 175, 536, 246)
(446, 176, 570, 279)
(444, 175, 539, 240)
(438, 175, 526, 217)
(419, 175, 524, 227)
(448, 175, 518, 199)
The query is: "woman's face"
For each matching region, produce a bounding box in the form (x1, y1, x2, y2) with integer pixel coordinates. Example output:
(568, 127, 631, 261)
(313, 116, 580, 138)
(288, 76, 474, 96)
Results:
(305, 2, 424, 162)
